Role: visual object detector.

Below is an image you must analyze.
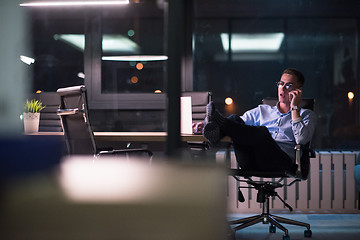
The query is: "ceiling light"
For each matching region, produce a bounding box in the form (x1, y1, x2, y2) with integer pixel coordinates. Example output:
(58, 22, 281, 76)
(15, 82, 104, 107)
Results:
(77, 72, 85, 79)
(20, 1, 129, 7)
(102, 55, 168, 61)
(221, 33, 284, 53)
(54, 34, 139, 53)
(20, 55, 35, 65)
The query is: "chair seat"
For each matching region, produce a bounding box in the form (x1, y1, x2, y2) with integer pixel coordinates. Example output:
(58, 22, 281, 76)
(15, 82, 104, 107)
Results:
(228, 168, 296, 178)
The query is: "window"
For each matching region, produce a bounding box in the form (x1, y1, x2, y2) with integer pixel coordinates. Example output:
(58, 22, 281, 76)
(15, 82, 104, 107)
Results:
(193, 0, 360, 150)
(30, 9, 85, 92)
(84, 4, 167, 110)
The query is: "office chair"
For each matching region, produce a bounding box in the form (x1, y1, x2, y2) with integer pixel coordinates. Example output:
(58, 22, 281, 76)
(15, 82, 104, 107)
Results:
(181, 91, 212, 159)
(181, 91, 212, 124)
(32, 92, 63, 132)
(56, 85, 153, 160)
(228, 98, 316, 240)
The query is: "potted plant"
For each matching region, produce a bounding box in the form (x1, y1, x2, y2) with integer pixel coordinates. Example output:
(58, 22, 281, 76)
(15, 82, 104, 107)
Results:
(23, 99, 46, 133)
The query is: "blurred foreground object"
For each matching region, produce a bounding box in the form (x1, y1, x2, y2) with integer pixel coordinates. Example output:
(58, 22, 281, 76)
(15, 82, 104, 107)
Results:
(0, 156, 227, 240)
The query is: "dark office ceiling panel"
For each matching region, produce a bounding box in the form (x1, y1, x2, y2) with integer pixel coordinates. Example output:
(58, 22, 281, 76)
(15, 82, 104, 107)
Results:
(195, 0, 360, 18)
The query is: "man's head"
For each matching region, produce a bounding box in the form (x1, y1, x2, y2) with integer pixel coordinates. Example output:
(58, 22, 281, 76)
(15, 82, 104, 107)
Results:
(277, 68, 305, 104)
(282, 68, 305, 88)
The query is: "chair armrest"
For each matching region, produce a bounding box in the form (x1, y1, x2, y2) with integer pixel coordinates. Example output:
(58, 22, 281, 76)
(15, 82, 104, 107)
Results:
(98, 148, 153, 158)
(294, 144, 315, 180)
(57, 108, 79, 116)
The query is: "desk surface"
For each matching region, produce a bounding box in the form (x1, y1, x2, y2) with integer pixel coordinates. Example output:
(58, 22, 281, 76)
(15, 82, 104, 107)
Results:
(27, 131, 231, 142)
(94, 132, 207, 142)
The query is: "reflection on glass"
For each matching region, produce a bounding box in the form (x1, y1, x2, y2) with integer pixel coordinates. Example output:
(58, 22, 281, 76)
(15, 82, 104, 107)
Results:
(220, 33, 284, 53)
(54, 34, 139, 53)
(30, 10, 85, 92)
(101, 15, 165, 94)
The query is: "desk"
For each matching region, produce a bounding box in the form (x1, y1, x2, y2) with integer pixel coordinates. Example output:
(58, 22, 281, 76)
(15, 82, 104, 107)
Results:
(28, 131, 231, 143)
(95, 132, 209, 142)
(93, 132, 231, 164)
(26, 131, 232, 163)
(95, 132, 231, 143)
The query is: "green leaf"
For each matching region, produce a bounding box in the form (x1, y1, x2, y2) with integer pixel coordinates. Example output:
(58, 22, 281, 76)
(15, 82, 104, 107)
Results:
(24, 99, 46, 113)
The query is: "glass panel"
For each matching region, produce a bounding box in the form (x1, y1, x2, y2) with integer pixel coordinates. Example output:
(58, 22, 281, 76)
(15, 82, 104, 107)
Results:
(101, 9, 166, 94)
(193, 19, 229, 101)
(27, 4, 167, 132)
(30, 9, 85, 92)
(287, 18, 358, 149)
(194, 14, 359, 150)
(90, 109, 166, 132)
(194, 19, 285, 114)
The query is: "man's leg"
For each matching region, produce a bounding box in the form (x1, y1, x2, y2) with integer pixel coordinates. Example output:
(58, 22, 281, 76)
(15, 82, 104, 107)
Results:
(220, 118, 294, 171)
(202, 102, 226, 145)
(226, 114, 258, 170)
(203, 103, 295, 171)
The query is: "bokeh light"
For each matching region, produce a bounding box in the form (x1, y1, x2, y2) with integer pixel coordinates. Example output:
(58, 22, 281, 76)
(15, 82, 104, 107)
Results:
(127, 29, 135, 37)
(136, 63, 143, 70)
(348, 91, 354, 100)
(130, 76, 139, 84)
(225, 97, 233, 105)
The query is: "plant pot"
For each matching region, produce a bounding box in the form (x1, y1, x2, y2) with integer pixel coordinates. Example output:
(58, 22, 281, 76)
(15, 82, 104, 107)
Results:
(23, 112, 40, 133)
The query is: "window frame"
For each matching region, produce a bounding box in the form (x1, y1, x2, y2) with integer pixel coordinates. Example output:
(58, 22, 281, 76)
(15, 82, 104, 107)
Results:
(83, 10, 168, 110)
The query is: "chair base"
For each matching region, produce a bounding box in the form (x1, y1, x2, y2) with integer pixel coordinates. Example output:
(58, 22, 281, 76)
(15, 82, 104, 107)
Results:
(230, 212, 312, 239)
(230, 212, 311, 232)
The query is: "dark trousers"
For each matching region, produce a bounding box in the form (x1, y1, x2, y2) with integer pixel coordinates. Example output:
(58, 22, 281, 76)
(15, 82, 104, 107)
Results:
(221, 114, 294, 172)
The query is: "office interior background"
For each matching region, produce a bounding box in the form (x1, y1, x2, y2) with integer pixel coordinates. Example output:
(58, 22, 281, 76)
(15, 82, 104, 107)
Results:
(1, 1, 360, 239)
(5, 0, 360, 152)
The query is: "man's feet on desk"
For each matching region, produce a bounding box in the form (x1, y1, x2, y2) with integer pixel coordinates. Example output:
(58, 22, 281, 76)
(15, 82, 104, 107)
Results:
(205, 101, 226, 126)
(203, 121, 221, 146)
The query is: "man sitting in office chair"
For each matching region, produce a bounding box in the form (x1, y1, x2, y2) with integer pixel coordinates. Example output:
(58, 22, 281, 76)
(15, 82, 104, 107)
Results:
(200, 68, 316, 173)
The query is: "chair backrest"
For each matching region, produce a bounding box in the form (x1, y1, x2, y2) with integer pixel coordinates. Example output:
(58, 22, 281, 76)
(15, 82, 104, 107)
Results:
(181, 91, 212, 123)
(57, 85, 97, 155)
(33, 92, 62, 132)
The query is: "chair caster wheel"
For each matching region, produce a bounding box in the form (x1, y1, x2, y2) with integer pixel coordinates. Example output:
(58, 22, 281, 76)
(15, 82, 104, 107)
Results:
(304, 229, 312, 237)
(269, 225, 276, 233)
(283, 235, 290, 240)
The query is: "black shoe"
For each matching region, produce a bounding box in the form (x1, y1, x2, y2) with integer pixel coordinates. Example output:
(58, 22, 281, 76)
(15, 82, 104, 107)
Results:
(203, 121, 221, 146)
(205, 102, 226, 126)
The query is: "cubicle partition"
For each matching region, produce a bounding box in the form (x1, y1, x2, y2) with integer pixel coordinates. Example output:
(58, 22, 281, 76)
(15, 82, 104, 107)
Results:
(219, 151, 359, 213)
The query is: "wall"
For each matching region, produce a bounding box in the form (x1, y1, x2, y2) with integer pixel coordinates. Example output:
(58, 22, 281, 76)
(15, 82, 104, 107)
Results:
(0, 0, 30, 135)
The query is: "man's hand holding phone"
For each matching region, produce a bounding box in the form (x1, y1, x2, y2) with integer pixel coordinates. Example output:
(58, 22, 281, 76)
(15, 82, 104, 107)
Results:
(289, 88, 302, 108)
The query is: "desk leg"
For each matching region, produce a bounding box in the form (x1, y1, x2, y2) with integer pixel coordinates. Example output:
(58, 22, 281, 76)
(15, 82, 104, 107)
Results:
(223, 142, 232, 197)
(225, 142, 232, 168)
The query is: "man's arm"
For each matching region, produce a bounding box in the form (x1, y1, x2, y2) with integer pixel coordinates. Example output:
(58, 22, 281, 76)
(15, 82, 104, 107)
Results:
(292, 109, 317, 145)
(289, 88, 302, 121)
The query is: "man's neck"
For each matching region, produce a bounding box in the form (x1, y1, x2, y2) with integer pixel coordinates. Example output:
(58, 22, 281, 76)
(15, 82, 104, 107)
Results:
(278, 102, 290, 113)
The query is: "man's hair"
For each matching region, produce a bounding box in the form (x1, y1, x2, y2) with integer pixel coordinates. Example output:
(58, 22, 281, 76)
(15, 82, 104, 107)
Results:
(283, 68, 305, 87)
